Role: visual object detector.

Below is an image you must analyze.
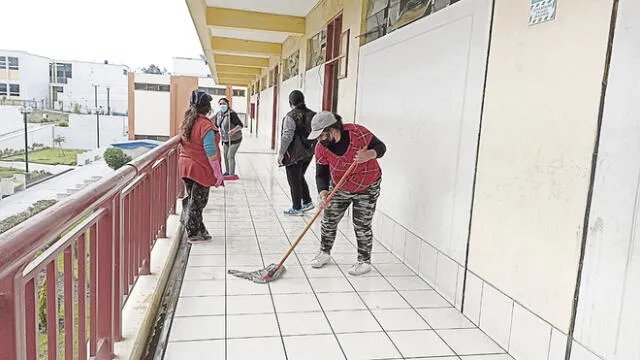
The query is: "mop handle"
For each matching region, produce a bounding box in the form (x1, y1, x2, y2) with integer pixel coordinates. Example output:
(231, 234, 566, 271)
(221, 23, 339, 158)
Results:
(276, 160, 360, 268)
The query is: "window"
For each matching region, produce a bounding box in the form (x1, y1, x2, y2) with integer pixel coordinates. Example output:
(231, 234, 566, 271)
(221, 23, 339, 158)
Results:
(50, 63, 72, 83)
(306, 30, 327, 70)
(268, 69, 275, 88)
(282, 51, 300, 82)
(54, 86, 64, 93)
(123, 69, 128, 76)
(8, 57, 19, 70)
(232, 89, 246, 97)
(362, 0, 459, 44)
(0, 57, 6, 69)
(9, 84, 20, 97)
(134, 83, 170, 92)
(198, 87, 226, 96)
(0, 84, 7, 96)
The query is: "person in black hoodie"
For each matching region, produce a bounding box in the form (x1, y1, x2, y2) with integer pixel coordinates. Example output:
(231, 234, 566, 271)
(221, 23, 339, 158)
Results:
(278, 90, 317, 216)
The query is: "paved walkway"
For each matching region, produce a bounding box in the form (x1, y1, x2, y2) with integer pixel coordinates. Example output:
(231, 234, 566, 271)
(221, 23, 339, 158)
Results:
(0, 160, 110, 221)
(164, 150, 512, 360)
(0, 160, 75, 174)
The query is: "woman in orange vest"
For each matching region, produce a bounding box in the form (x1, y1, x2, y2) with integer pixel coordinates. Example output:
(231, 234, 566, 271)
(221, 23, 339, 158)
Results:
(178, 90, 224, 243)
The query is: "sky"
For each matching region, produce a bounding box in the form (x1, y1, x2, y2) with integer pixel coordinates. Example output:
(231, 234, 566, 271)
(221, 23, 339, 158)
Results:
(1, 0, 204, 71)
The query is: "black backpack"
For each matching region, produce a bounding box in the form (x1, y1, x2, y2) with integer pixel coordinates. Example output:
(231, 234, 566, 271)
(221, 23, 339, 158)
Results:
(283, 107, 316, 166)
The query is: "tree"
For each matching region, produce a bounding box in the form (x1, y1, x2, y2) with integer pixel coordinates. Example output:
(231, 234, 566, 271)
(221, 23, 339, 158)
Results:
(104, 148, 132, 170)
(141, 64, 164, 74)
(53, 135, 66, 156)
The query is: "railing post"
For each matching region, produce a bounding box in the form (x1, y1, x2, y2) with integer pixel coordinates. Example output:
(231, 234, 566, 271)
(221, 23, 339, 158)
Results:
(159, 164, 168, 238)
(0, 274, 18, 360)
(96, 201, 115, 358)
(112, 193, 122, 341)
(140, 178, 151, 276)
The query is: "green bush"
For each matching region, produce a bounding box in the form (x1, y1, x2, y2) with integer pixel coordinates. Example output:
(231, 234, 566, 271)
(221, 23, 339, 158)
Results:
(73, 103, 81, 114)
(104, 148, 131, 170)
(0, 199, 57, 234)
(57, 120, 69, 127)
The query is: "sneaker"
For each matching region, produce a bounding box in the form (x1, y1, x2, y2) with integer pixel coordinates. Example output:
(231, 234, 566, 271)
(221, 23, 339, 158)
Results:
(283, 208, 304, 216)
(301, 202, 315, 212)
(199, 230, 212, 241)
(310, 252, 331, 268)
(223, 172, 229, 176)
(187, 234, 210, 244)
(348, 261, 372, 276)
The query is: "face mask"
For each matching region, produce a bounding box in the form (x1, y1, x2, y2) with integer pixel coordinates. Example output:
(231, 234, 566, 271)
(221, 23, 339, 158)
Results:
(219, 104, 228, 112)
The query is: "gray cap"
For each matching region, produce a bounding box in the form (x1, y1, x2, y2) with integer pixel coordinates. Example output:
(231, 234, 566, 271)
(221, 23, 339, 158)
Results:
(307, 111, 337, 140)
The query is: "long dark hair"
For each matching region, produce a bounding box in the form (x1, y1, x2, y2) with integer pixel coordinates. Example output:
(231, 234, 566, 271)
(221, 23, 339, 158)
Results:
(182, 104, 211, 142)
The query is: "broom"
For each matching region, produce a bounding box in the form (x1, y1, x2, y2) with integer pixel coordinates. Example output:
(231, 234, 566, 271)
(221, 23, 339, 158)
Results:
(228, 160, 359, 283)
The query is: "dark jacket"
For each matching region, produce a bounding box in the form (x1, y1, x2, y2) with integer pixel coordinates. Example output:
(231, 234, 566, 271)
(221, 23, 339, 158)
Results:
(280, 106, 316, 166)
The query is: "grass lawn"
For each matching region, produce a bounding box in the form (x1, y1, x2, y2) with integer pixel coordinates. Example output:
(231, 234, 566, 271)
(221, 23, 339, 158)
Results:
(4, 148, 86, 166)
(0, 166, 23, 178)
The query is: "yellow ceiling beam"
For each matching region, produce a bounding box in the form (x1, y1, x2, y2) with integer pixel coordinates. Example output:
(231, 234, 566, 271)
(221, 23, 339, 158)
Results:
(212, 37, 282, 57)
(218, 73, 257, 81)
(207, 7, 304, 35)
(216, 65, 262, 76)
(218, 76, 257, 84)
(218, 81, 249, 87)
(214, 54, 269, 68)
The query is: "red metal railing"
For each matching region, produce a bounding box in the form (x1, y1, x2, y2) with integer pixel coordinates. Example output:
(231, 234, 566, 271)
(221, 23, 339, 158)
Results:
(0, 136, 182, 360)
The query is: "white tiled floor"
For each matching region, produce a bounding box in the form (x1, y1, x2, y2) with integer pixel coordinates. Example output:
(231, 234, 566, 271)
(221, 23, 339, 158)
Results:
(165, 151, 508, 359)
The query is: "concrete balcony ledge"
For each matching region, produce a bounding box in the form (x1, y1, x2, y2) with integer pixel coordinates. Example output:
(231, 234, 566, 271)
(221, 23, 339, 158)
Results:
(113, 203, 183, 360)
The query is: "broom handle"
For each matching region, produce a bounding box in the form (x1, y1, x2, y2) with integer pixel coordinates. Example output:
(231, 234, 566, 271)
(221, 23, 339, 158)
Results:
(276, 160, 359, 268)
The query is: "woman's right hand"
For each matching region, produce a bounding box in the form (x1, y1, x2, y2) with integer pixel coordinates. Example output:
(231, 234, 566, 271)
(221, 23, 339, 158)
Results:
(319, 190, 331, 209)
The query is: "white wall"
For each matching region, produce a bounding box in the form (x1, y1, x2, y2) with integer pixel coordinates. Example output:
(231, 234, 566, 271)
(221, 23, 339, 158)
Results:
(134, 91, 170, 137)
(468, 0, 612, 335)
(257, 87, 274, 151)
(303, 66, 324, 113)
(0, 124, 55, 150)
(57, 61, 129, 114)
(573, 0, 640, 359)
(0, 50, 50, 103)
(358, 0, 491, 307)
(54, 114, 128, 150)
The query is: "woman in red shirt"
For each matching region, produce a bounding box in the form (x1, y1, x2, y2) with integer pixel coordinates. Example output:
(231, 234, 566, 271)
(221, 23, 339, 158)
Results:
(307, 112, 386, 276)
(178, 90, 224, 243)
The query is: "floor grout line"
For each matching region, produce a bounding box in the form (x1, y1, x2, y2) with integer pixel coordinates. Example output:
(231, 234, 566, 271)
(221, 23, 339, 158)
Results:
(239, 160, 290, 360)
(247, 156, 350, 360)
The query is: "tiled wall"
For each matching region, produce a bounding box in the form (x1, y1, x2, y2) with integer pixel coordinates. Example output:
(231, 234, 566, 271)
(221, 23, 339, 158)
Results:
(372, 210, 605, 360)
(372, 211, 465, 310)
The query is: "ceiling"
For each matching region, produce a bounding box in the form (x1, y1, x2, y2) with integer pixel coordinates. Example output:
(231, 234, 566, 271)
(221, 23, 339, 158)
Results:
(210, 28, 290, 44)
(205, 0, 321, 17)
(188, 0, 322, 86)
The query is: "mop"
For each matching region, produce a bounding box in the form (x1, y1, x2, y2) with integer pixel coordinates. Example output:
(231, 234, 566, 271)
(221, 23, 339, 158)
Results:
(228, 160, 359, 283)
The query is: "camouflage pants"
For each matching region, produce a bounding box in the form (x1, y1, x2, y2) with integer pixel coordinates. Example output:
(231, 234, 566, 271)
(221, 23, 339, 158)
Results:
(181, 178, 210, 237)
(320, 179, 381, 262)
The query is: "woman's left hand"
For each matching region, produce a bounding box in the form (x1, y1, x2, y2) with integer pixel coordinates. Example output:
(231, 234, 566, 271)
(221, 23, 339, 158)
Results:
(355, 148, 376, 164)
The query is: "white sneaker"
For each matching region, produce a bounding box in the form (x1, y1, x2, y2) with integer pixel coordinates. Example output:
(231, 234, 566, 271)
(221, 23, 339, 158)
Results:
(348, 262, 372, 276)
(310, 252, 331, 268)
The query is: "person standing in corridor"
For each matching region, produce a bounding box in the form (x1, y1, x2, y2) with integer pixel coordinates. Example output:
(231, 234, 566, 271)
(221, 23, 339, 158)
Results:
(278, 90, 317, 216)
(307, 112, 386, 276)
(179, 90, 224, 244)
(214, 97, 243, 178)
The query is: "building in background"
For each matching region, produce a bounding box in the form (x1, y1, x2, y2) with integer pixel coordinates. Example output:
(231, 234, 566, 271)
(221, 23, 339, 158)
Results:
(172, 56, 211, 78)
(128, 72, 246, 141)
(0, 50, 50, 104)
(0, 49, 129, 114)
(50, 60, 129, 115)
